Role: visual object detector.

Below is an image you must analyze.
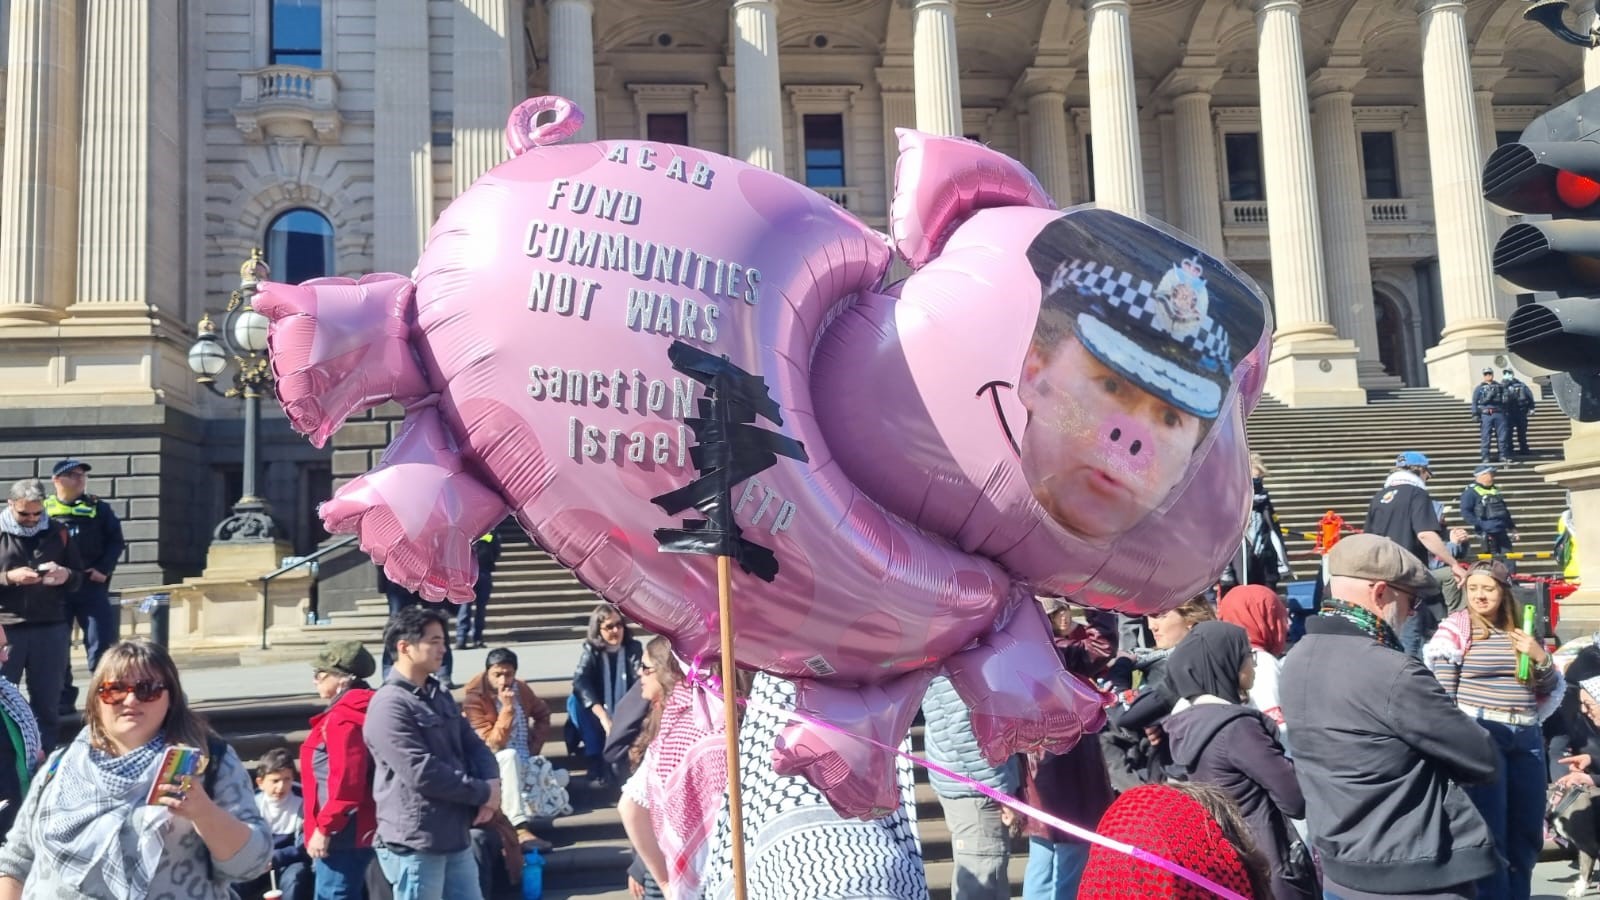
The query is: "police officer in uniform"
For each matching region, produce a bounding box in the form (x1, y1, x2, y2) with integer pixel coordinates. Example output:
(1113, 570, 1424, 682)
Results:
(456, 531, 501, 650)
(1460, 463, 1518, 561)
(1502, 369, 1535, 460)
(1471, 367, 1511, 464)
(47, 459, 124, 713)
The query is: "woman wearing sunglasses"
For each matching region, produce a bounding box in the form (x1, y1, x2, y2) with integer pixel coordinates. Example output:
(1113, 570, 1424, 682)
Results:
(1424, 560, 1565, 900)
(566, 603, 643, 789)
(0, 639, 271, 899)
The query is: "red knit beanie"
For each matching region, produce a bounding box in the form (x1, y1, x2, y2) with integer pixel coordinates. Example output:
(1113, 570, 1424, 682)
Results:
(1077, 784, 1257, 899)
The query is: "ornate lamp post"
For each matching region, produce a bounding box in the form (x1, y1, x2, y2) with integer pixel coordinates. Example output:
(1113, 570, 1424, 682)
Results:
(187, 249, 280, 543)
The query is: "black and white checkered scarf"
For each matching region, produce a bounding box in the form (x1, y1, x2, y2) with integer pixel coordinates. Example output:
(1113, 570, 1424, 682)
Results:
(29, 730, 175, 899)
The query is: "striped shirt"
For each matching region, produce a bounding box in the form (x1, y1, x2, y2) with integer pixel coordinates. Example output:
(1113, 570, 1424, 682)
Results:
(1435, 629, 1558, 714)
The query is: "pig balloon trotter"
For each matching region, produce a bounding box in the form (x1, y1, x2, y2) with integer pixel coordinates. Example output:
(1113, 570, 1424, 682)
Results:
(255, 96, 1273, 818)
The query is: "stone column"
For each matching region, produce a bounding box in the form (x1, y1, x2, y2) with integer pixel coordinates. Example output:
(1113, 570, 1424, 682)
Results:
(0, 0, 79, 321)
(548, 0, 597, 142)
(1472, 67, 1514, 321)
(1417, 0, 1502, 401)
(912, 0, 961, 136)
(74, 0, 183, 319)
(1254, 0, 1364, 406)
(732, 0, 785, 172)
(454, 0, 522, 194)
(374, 0, 434, 271)
(1307, 66, 1393, 388)
(1084, 0, 1143, 215)
(879, 66, 916, 282)
(1584, 3, 1600, 91)
(879, 66, 917, 188)
(1155, 67, 1224, 254)
(1018, 69, 1075, 206)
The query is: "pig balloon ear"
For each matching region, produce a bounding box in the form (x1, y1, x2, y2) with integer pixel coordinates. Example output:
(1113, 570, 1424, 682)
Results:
(889, 129, 1056, 269)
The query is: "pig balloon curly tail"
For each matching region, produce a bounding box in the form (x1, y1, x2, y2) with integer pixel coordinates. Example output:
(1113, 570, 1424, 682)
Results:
(505, 96, 585, 157)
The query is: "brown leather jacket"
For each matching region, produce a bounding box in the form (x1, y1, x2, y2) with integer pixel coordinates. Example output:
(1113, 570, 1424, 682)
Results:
(462, 672, 551, 755)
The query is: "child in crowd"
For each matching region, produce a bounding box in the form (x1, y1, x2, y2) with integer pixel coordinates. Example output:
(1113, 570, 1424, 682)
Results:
(245, 747, 312, 900)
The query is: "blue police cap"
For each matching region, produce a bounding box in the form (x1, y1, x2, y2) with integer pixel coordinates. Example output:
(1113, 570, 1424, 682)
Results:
(51, 459, 91, 478)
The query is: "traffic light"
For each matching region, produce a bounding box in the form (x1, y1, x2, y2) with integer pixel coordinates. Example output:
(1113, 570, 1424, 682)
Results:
(1483, 86, 1600, 421)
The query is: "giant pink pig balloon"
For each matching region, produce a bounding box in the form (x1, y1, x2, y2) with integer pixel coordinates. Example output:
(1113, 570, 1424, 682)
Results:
(255, 96, 1272, 818)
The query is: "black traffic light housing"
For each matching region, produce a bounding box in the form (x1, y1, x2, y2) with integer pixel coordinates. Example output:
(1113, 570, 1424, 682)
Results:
(1484, 87, 1600, 421)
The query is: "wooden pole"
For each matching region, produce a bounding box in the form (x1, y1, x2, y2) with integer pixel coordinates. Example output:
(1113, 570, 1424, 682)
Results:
(717, 554, 748, 900)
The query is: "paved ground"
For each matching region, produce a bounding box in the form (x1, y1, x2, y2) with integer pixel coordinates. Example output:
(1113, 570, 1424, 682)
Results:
(134, 638, 585, 704)
(1537, 857, 1588, 898)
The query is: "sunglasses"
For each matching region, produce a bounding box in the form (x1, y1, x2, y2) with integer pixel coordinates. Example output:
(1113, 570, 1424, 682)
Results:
(96, 680, 168, 704)
(640, 663, 656, 674)
(601, 622, 623, 632)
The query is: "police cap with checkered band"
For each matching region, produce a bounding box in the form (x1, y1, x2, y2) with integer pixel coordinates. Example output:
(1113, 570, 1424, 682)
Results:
(1025, 208, 1270, 420)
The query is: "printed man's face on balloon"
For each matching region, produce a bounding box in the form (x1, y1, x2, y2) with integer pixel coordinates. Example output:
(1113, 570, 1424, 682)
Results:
(1014, 212, 1263, 542)
(1018, 332, 1203, 540)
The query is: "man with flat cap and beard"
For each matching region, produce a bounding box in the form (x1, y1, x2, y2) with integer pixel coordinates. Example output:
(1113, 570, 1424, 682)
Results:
(1281, 533, 1498, 899)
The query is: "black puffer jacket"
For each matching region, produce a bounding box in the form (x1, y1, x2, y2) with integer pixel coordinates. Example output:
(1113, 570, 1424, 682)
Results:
(1166, 700, 1310, 899)
(0, 522, 83, 625)
(571, 639, 643, 712)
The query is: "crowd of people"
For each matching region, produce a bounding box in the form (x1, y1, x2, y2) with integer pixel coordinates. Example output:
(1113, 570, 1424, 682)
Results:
(0, 437, 1586, 899)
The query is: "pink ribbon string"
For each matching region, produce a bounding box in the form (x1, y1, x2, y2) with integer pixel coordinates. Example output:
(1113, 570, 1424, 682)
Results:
(686, 664, 1249, 900)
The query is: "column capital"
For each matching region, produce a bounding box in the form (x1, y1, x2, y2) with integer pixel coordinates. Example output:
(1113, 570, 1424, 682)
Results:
(1015, 66, 1075, 98)
(1471, 66, 1511, 93)
(1251, 0, 1303, 16)
(1415, 0, 1466, 16)
(1084, 0, 1131, 12)
(1307, 66, 1367, 98)
(908, 0, 954, 9)
(1154, 65, 1224, 100)
(875, 66, 916, 93)
(732, 0, 778, 9)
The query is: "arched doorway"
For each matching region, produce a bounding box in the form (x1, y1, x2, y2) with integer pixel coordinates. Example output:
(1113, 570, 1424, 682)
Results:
(1373, 291, 1411, 385)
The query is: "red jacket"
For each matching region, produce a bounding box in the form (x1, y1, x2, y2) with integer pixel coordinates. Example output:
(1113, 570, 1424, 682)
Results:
(301, 687, 378, 848)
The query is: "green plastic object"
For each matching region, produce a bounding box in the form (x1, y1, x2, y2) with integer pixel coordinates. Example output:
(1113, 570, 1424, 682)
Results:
(1519, 604, 1536, 680)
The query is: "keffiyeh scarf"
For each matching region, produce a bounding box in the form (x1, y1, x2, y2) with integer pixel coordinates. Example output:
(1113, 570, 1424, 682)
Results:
(502, 693, 531, 759)
(0, 507, 47, 538)
(31, 731, 175, 899)
(0, 676, 41, 783)
(1320, 598, 1405, 653)
(641, 683, 728, 899)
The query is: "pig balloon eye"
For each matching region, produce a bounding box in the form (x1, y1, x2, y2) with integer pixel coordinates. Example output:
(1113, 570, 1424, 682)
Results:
(1130, 440, 1143, 456)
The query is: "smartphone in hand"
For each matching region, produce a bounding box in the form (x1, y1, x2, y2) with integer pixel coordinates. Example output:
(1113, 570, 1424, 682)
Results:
(145, 745, 207, 805)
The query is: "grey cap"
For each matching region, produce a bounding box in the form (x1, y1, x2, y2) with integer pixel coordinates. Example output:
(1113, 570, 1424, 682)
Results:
(1326, 533, 1436, 594)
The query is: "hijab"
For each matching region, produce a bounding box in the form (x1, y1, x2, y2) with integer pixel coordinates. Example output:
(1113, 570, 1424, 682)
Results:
(1217, 586, 1288, 657)
(1164, 621, 1252, 705)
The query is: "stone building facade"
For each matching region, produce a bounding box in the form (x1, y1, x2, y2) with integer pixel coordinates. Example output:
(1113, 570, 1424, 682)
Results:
(0, 0, 1588, 587)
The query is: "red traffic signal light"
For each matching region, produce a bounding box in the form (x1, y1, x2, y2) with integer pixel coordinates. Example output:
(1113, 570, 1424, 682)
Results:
(1557, 169, 1600, 209)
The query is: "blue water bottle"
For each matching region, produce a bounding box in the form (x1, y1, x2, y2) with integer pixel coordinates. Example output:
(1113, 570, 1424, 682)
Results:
(521, 847, 544, 900)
